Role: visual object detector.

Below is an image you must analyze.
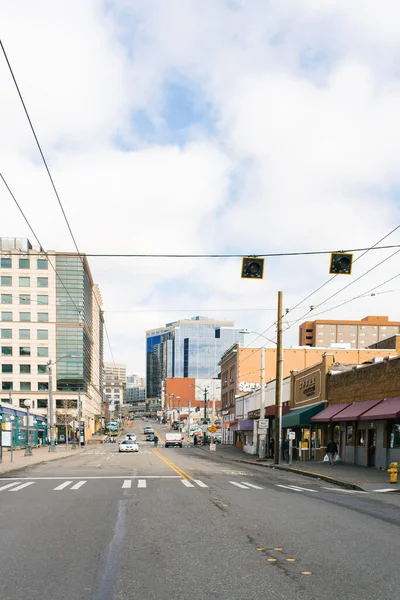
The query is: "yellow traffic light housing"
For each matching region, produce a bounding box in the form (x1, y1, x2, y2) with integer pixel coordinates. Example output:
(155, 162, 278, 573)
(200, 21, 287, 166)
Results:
(241, 256, 264, 279)
(329, 252, 353, 275)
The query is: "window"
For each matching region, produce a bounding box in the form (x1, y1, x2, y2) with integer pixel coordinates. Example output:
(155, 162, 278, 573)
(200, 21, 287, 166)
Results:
(0, 258, 11, 268)
(38, 312, 49, 322)
(19, 277, 30, 287)
(20, 364, 31, 374)
(20, 312, 31, 322)
(2, 382, 12, 390)
(37, 329, 48, 340)
(19, 329, 30, 339)
(20, 382, 31, 391)
(37, 259, 48, 269)
(317, 324, 324, 328)
(1, 276, 12, 286)
(389, 424, 400, 448)
(356, 429, 365, 447)
(1, 329, 12, 339)
(1, 312, 12, 322)
(37, 295, 48, 305)
(346, 424, 353, 445)
(19, 346, 31, 356)
(1, 346, 12, 356)
(38, 382, 48, 391)
(37, 399, 48, 409)
(37, 277, 48, 288)
(19, 399, 27, 408)
(1, 294, 12, 304)
(106, 388, 111, 393)
(19, 258, 30, 268)
(2, 364, 12, 373)
(215, 328, 220, 339)
(38, 364, 48, 374)
(19, 294, 31, 305)
(37, 347, 48, 357)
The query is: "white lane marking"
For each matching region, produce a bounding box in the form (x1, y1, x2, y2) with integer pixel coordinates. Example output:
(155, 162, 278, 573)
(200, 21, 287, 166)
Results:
(229, 481, 250, 489)
(10, 482, 35, 492)
(122, 480, 132, 489)
(54, 481, 73, 491)
(276, 484, 317, 493)
(0, 482, 21, 491)
(138, 480, 147, 488)
(0, 475, 181, 480)
(194, 480, 208, 488)
(96, 464, 101, 467)
(70, 481, 87, 490)
(181, 480, 195, 488)
(372, 488, 398, 493)
(241, 482, 263, 490)
(322, 487, 368, 494)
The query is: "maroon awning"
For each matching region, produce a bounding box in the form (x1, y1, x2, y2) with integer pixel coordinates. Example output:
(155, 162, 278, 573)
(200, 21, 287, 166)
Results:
(331, 399, 384, 422)
(264, 405, 290, 417)
(310, 403, 352, 422)
(360, 397, 400, 420)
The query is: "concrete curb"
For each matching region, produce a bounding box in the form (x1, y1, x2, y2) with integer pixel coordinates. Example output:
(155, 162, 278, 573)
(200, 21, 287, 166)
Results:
(0, 448, 87, 477)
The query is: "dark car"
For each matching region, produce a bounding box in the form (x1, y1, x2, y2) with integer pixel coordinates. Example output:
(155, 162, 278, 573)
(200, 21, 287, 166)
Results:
(146, 433, 155, 441)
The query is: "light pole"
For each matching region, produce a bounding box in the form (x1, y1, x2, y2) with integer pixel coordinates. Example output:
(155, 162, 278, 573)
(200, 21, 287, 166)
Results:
(47, 354, 81, 453)
(8, 415, 15, 462)
(24, 399, 33, 456)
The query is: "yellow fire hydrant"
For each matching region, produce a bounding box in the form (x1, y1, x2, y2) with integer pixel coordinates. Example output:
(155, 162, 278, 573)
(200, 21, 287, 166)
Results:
(387, 462, 398, 484)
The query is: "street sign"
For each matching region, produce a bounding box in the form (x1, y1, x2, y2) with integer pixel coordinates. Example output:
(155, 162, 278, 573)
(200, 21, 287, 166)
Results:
(209, 443, 216, 452)
(258, 419, 268, 429)
(288, 431, 296, 440)
(208, 425, 217, 433)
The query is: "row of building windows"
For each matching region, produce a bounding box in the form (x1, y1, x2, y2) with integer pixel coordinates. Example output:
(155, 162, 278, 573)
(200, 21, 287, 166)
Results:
(1, 399, 76, 409)
(1, 277, 48, 289)
(0, 258, 48, 269)
(0, 294, 48, 305)
(1, 313, 49, 322)
(1, 381, 48, 391)
(1, 346, 48, 356)
(2, 329, 48, 338)
(2, 364, 48, 373)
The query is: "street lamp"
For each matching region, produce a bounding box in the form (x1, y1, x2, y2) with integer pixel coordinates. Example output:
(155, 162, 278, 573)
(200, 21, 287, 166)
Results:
(47, 354, 81, 453)
(24, 399, 33, 456)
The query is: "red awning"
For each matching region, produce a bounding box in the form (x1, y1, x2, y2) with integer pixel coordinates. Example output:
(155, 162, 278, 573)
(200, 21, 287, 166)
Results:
(310, 403, 352, 423)
(264, 405, 290, 417)
(360, 397, 400, 420)
(331, 399, 384, 422)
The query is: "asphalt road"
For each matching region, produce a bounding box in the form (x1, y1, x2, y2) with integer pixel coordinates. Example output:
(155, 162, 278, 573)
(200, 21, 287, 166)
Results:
(1, 418, 399, 600)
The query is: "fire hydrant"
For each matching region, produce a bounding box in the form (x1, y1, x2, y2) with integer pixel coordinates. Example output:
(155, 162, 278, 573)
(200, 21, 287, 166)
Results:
(387, 462, 398, 484)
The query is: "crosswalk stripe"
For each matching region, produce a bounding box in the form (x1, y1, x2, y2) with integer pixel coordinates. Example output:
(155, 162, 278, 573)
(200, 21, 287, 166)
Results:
(10, 482, 35, 492)
(229, 481, 250, 489)
(240, 481, 263, 489)
(54, 481, 73, 491)
(70, 481, 86, 490)
(0, 482, 21, 492)
(181, 480, 195, 488)
(122, 480, 132, 489)
(138, 480, 146, 488)
(276, 484, 317, 493)
(194, 480, 208, 488)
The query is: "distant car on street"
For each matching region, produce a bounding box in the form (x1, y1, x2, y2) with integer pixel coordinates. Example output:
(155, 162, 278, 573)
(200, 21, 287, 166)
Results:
(146, 433, 155, 441)
(125, 433, 137, 442)
(165, 433, 183, 448)
(144, 426, 154, 435)
(119, 440, 139, 453)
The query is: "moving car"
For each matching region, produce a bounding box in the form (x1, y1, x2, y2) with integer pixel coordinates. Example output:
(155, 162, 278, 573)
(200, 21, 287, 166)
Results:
(144, 426, 154, 435)
(165, 433, 183, 448)
(125, 433, 137, 442)
(146, 433, 155, 441)
(119, 440, 139, 452)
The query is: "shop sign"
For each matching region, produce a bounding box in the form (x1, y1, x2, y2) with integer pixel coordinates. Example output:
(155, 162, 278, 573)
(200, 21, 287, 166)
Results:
(248, 409, 261, 419)
(299, 377, 316, 397)
(238, 382, 261, 392)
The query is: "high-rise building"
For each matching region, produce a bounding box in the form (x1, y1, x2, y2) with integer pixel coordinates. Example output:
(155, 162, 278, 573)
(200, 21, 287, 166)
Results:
(104, 362, 126, 413)
(126, 374, 146, 404)
(0, 237, 104, 438)
(299, 315, 400, 348)
(146, 316, 244, 399)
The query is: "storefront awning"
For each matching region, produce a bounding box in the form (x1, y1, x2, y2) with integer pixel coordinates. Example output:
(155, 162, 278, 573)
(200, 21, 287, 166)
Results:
(281, 402, 325, 428)
(330, 398, 384, 422)
(310, 403, 351, 422)
(264, 405, 290, 417)
(360, 397, 400, 420)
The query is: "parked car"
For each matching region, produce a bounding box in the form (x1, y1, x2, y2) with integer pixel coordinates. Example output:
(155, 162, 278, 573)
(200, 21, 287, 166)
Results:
(165, 433, 183, 448)
(119, 440, 139, 453)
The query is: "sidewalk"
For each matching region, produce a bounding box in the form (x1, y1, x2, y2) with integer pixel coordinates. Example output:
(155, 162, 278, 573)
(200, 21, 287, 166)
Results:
(198, 444, 400, 492)
(0, 445, 86, 476)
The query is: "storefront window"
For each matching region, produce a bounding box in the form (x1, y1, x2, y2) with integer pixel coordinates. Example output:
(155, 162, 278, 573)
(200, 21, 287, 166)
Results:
(333, 425, 340, 444)
(346, 424, 353, 445)
(389, 424, 400, 449)
(356, 428, 365, 447)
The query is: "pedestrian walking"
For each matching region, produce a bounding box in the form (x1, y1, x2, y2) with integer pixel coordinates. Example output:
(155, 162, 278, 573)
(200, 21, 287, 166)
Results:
(326, 439, 338, 465)
(282, 439, 289, 461)
(269, 438, 274, 459)
(153, 435, 159, 448)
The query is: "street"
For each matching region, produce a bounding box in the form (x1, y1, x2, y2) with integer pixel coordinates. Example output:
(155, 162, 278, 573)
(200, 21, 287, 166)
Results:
(0, 419, 400, 600)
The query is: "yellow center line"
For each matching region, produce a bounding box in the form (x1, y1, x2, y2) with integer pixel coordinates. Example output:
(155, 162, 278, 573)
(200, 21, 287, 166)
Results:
(152, 448, 194, 481)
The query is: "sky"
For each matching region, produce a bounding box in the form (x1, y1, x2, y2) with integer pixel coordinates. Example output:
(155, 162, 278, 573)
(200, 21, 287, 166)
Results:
(2, 0, 400, 376)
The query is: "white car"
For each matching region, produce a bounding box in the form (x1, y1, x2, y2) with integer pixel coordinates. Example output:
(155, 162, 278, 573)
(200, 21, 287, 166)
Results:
(119, 440, 139, 452)
(125, 433, 137, 442)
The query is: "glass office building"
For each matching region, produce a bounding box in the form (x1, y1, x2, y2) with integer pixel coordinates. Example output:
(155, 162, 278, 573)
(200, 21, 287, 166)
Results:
(146, 317, 244, 398)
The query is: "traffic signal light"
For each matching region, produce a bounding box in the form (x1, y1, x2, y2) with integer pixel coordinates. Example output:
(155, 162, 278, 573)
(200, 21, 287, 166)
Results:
(195, 406, 200, 412)
(241, 256, 264, 279)
(329, 252, 353, 275)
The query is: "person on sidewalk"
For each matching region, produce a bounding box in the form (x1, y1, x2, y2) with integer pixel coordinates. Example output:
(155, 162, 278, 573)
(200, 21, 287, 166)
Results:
(269, 438, 274, 459)
(282, 439, 289, 462)
(326, 439, 338, 465)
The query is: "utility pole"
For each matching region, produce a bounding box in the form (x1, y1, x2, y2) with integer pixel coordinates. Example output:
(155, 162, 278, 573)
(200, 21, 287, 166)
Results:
(259, 347, 266, 459)
(274, 291, 283, 465)
(48, 361, 56, 452)
(203, 387, 208, 421)
(187, 398, 191, 443)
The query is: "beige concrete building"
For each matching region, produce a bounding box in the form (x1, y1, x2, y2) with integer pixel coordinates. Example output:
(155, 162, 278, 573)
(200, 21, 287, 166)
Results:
(299, 315, 400, 348)
(0, 237, 104, 440)
(104, 362, 126, 414)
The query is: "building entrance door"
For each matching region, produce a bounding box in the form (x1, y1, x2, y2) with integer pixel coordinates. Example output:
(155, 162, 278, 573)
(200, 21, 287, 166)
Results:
(367, 429, 376, 467)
